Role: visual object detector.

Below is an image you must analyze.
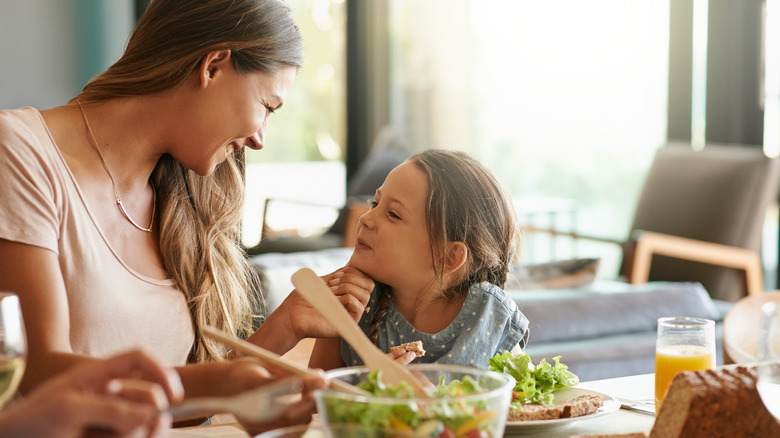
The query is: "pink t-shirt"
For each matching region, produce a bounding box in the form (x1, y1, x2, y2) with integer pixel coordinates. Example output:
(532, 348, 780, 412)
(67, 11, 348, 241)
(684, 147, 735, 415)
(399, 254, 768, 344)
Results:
(0, 107, 193, 366)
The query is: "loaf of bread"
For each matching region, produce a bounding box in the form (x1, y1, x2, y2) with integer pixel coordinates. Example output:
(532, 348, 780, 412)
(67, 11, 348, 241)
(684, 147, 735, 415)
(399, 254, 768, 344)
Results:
(650, 366, 780, 437)
(389, 340, 426, 357)
(569, 434, 646, 438)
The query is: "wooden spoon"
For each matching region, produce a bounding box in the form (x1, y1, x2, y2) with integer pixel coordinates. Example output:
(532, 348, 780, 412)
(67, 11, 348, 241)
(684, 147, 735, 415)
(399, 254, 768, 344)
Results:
(291, 267, 430, 397)
(201, 325, 368, 396)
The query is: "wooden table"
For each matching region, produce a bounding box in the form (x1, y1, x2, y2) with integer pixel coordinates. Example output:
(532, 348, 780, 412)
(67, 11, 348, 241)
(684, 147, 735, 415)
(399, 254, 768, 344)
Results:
(176, 372, 657, 437)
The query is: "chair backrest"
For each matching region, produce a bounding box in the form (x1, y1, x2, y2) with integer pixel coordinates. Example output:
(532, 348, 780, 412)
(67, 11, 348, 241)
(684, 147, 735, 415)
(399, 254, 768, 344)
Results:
(625, 142, 780, 301)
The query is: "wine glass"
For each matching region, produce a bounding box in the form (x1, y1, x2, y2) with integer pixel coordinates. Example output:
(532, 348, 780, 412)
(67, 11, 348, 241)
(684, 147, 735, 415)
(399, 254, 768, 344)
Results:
(0, 292, 26, 408)
(757, 301, 780, 422)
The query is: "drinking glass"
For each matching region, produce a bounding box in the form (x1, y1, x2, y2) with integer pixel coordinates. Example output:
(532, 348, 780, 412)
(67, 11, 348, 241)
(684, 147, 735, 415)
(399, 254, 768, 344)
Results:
(654, 316, 715, 411)
(757, 301, 780, 422)
(0, 292, 26, 408)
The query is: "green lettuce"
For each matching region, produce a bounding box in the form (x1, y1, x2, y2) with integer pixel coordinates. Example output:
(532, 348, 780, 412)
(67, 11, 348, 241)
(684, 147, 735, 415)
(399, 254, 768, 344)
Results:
(488, 352, 579, 407)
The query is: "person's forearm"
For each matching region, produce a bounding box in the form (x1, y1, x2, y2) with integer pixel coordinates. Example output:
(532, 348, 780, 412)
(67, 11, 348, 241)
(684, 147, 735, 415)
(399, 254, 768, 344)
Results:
(20, 350, 98, 395)
(246, 305, 300, 356)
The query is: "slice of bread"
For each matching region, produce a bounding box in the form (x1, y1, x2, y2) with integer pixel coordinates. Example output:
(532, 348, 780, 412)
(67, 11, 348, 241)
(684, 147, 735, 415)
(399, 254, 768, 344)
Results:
(650, 366, 780, 437)
(389, 340, 426, 357)
(570, 434, 647, 438)
(508, 394, 604, 421)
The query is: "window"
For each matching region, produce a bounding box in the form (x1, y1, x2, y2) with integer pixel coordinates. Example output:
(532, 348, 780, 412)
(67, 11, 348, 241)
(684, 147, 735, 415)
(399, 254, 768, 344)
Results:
(242, 0, 348, 247)
(386, 0, 670, 274)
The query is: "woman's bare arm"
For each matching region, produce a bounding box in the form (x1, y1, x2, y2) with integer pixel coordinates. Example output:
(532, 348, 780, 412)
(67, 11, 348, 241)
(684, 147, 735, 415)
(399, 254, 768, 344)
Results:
(0, 239, 92, 394)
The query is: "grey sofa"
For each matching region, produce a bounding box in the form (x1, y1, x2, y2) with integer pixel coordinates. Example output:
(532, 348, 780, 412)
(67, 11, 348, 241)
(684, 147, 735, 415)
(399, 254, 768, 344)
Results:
(250, 248, 730, 381)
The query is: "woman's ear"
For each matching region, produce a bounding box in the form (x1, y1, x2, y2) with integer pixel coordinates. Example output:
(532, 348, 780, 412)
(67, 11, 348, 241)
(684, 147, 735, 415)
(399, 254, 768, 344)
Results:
(197, 49, 232, 89)
(443, 241, 468, 275)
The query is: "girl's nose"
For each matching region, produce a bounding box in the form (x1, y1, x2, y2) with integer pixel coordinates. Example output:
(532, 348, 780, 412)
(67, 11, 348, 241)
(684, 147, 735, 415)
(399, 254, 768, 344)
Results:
(358, 209, 374, 228)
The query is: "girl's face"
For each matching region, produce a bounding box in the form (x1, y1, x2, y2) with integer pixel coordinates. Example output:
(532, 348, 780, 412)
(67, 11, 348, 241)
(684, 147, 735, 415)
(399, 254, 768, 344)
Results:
(349, 161, 436, 288)
(175, 59, 296, 176)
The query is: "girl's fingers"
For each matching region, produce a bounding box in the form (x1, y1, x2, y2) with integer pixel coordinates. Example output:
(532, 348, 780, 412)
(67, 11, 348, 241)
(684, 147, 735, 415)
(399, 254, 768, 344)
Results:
(387, 349, 416, 365)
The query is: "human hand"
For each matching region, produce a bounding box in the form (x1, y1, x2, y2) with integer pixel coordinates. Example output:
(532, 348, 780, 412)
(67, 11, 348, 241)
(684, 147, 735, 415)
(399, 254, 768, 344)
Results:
(183, 358, 326, 436)
(321, 266, 374, 322)
(0, 349, 183, 438)
(248, 266, 374, 355)
(279, 266, 374, 339)
(387, 347, 416, 365)
(237, 374, 325, 436)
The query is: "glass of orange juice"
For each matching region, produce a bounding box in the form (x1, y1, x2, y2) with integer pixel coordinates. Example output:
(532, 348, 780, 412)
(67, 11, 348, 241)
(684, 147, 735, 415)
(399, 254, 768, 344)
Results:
(654, 316, 715, 412)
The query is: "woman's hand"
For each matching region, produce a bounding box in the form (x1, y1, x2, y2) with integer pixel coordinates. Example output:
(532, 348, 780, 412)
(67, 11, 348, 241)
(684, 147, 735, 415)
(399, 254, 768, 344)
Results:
(0, 349, 183, 438)
(237, 374, 325, 436)
(177, 358, 326, 436)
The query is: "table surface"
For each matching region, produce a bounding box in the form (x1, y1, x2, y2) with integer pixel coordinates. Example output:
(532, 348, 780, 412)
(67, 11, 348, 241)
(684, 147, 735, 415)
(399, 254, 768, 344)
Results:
(175, 373, 657, 438)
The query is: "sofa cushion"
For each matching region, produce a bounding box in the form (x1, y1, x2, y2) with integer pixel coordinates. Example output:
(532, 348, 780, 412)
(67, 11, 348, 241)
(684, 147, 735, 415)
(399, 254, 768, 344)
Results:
(250, 247, 353, 312)
(510, 281, 721, 344)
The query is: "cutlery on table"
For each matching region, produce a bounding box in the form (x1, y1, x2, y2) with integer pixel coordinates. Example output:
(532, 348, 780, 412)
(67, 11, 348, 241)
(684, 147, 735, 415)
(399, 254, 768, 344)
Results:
(291, 267, 431, 398)
(201, 325, 368, 396)
(617, 397, 656, 415)
(167, 378, 302, 423)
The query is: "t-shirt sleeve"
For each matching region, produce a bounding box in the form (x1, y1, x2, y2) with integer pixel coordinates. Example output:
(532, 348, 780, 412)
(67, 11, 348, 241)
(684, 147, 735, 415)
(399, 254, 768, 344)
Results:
(0, 110, 62, 253)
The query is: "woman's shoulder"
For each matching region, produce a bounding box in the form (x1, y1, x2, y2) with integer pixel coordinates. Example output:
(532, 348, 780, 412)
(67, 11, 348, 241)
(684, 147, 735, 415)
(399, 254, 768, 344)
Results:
(0, 107, 42, 129)
(0, 107, 50, 152)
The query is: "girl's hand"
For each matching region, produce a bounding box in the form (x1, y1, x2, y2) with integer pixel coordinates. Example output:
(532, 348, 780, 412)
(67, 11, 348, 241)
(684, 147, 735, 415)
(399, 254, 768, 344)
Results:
(248, 266, 374, 355)
(321, 266, 374, 322)
(387, 347, 416, 365)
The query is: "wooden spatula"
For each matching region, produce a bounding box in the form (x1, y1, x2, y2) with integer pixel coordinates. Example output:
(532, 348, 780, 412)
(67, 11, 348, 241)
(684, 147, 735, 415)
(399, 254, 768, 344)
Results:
(291, 268, 430, 397)
(201, 325, 368, 396)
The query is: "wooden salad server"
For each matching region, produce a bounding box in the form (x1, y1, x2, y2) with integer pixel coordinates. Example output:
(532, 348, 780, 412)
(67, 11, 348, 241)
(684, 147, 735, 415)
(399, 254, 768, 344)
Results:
(291, 267, 431, 397)
(201, 325, 368, 395)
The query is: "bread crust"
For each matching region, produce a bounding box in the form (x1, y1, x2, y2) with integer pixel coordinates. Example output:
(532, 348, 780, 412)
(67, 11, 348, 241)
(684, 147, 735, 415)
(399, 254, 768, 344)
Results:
(389, 340, 426, 357)
(507, 394, 604, 421)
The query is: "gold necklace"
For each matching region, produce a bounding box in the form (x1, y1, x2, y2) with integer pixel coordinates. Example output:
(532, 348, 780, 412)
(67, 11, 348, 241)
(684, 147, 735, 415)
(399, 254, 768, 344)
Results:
(77, 101, 156, 233)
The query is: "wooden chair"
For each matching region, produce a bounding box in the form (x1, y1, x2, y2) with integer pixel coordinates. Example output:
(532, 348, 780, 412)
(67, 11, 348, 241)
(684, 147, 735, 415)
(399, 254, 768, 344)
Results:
(627, 231, 765, 297)
(723, 291, 780, 364)
(527, 142, 780, 302)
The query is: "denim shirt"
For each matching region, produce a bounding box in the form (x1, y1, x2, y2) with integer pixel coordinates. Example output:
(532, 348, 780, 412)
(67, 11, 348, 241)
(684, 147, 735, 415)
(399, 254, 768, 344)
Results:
(341, 282, 529, 369)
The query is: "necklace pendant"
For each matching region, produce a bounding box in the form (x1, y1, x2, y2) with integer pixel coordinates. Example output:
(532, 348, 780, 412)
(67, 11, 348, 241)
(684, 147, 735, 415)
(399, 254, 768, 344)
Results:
(116, 198, 155, 233)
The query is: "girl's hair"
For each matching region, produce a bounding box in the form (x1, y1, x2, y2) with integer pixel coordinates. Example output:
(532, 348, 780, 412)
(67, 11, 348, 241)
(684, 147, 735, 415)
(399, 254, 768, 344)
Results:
(73, 0, 304, 363)
(368, 150, 520, 342)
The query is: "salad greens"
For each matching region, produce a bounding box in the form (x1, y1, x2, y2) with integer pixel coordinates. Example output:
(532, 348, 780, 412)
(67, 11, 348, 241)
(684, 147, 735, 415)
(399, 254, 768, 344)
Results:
(488, 352, 579, 408)
(320, 370, 502, 437)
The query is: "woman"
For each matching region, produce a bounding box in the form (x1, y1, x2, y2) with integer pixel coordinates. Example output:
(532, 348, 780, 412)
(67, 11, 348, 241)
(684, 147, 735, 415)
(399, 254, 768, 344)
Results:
(0, 0, 373, 432)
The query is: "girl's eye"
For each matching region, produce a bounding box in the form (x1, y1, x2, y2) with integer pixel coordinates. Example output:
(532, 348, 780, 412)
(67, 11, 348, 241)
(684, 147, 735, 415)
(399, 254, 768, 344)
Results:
(369, 201, 378, 208)
(389, 211, 401, 220)
(266, 106, 276, 114)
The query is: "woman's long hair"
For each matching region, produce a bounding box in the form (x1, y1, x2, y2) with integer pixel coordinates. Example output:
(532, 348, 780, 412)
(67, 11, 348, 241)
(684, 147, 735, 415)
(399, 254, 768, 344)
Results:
(73, 0, 304, 363)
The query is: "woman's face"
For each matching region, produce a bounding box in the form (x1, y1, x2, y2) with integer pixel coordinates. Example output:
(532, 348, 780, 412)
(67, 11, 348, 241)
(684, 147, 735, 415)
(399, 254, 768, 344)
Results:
(176, 61, 296, 176)
(349, 161, 436, 289)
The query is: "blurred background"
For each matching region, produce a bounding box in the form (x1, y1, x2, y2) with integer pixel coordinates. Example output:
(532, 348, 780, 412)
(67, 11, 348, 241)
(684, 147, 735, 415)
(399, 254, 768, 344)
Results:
(1, 0, 778, 287)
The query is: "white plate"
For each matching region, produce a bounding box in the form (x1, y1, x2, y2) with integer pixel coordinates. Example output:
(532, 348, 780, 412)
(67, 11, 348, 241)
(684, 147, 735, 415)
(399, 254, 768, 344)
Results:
(503, 387, 620, 433)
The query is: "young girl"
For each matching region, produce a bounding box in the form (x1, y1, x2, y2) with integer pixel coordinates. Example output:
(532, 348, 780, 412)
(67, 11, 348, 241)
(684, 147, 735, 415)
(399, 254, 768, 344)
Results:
(309, 150, 529, 370)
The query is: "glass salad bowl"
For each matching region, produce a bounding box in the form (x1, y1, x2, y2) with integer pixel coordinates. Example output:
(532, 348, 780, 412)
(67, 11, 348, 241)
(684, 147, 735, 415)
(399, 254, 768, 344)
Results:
(315, 364, 514, 438)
